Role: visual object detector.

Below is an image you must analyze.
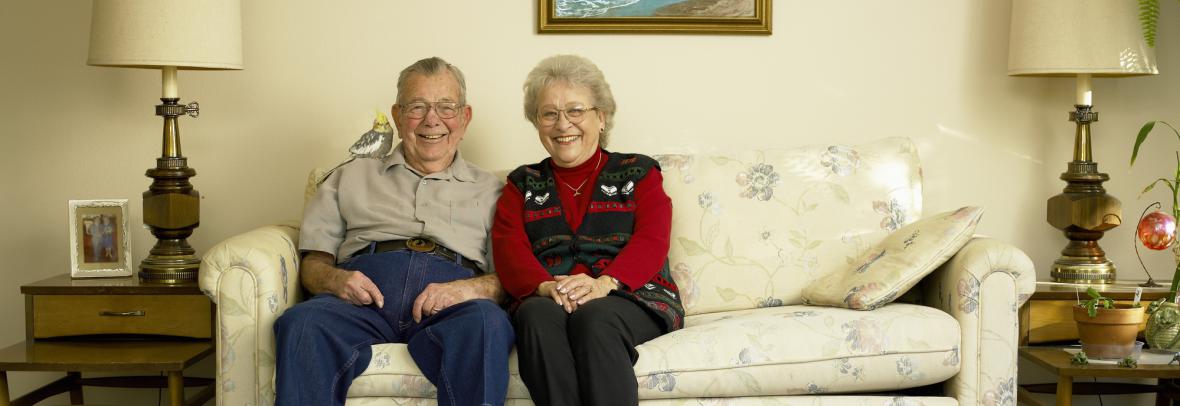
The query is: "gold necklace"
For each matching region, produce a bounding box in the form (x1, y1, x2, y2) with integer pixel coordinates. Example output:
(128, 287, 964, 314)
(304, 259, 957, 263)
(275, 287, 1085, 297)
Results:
(560, 151, 603, 197)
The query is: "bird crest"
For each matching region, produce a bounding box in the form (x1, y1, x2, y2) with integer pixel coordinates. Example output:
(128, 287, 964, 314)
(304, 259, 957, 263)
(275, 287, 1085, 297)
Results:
(348, 110, 396, 159)
(317, 110, 397, 185)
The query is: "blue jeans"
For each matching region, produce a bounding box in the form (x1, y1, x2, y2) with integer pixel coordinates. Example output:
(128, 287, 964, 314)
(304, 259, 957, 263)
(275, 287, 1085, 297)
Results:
(274, 249, 514, 406)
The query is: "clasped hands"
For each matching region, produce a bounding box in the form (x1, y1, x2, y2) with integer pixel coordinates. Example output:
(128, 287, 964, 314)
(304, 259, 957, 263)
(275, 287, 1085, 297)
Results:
(537, 274, 619, 313)
(332, 270, 474, 322)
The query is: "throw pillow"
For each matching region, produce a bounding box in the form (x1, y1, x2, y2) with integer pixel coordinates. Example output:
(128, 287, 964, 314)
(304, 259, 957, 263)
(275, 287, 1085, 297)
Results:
(802, 206, 984, 310)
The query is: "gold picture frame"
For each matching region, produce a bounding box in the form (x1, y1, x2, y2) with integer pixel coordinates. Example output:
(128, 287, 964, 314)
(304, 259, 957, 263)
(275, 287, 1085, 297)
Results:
(538, 0, 771, 34)
(69, 199, 133, 278)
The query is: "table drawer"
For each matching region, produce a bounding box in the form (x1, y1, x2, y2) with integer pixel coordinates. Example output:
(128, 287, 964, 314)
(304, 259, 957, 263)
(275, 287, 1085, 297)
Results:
(31, 295, 211, 339)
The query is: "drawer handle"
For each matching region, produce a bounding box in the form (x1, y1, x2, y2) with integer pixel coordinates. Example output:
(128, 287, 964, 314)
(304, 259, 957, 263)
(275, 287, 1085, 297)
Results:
(99, 310, 145, 317)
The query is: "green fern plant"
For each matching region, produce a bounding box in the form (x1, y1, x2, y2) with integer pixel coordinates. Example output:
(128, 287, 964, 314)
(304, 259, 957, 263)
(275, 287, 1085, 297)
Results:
(1141, 0, 1161, 47)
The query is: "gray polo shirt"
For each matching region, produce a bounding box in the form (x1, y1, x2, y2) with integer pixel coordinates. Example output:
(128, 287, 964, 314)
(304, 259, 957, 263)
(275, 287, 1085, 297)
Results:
(299, 143, 503, 271)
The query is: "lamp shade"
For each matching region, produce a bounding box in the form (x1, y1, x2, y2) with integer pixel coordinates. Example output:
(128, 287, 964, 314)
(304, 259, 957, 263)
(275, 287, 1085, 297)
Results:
(87, 0, 243, 70)
(1008, 0, 1157, 77)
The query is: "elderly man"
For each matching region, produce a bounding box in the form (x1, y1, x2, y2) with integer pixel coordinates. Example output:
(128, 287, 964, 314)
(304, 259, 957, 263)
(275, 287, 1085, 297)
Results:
(274, 57, 511, 406)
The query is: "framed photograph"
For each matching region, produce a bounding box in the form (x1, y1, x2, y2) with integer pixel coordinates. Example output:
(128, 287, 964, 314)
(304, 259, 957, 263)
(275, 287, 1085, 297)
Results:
(538, 0, 771, 34)
(69, 199, 133, 278)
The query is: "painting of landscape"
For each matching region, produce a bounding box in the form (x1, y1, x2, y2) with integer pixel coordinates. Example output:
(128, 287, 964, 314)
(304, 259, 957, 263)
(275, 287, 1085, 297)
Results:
(539, 0, 770, 34)
(555, 0, 756, 18)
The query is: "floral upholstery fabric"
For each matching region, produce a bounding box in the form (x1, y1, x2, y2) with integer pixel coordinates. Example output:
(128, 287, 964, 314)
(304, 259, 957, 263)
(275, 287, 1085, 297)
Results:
(343, 397, 956, 406)
(654, 138, 923, 315)
(198, 137, 1035, 405)
(345, 304, 959, 400)
(634, 304, 959, 398)
(200, 224, 302, 406)
(802, 206, 984, 310)
(923, 237, 1034, 406)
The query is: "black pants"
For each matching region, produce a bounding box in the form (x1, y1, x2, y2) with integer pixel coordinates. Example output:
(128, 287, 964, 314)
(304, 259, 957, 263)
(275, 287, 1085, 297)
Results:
(513, 295, 663, 406)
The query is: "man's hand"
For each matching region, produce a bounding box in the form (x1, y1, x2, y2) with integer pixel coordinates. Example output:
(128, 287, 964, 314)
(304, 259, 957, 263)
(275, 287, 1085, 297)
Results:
(332, 270, 385, 308)
(411, 273, 504, 322)
(412, 279, 471, 322)
(301, 251, 384, 308)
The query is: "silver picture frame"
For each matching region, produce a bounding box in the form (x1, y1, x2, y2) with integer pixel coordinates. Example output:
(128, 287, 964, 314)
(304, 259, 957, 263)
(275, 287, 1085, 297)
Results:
(69, 199, 133, 278)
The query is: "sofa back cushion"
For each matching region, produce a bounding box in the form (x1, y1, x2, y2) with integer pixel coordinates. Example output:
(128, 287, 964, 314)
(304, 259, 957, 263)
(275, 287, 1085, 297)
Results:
(655, 137, 923, 316)
(801, 206, 983, 310)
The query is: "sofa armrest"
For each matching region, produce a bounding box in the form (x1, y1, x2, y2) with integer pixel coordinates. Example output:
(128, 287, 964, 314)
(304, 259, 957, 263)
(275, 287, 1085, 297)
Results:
(921, 237, 1035, 406)
(199, 224, 303, 406)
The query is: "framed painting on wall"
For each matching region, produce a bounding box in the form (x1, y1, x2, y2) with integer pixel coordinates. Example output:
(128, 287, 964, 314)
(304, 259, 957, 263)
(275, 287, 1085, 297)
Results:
(538, 0, 771, 34)
(69, 199, 133, 278)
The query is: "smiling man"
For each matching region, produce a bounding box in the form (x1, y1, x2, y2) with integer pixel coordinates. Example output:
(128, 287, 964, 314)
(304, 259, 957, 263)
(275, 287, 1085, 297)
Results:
(274, 57, 512, 406)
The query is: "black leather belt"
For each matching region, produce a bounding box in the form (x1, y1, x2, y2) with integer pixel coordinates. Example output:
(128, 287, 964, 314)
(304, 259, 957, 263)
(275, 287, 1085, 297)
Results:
(355, 237, 480, 271)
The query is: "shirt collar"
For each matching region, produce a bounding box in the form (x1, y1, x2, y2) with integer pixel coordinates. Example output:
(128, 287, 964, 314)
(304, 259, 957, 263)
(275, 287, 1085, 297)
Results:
(383, 142, 476, 182)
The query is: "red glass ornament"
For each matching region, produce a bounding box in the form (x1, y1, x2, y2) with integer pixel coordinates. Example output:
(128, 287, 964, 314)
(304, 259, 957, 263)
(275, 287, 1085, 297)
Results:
(1137, 211, 1177, 250)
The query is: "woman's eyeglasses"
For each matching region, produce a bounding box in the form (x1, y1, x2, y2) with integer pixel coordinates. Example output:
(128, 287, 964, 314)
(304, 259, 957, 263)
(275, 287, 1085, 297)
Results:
(537, 106, 598, 126)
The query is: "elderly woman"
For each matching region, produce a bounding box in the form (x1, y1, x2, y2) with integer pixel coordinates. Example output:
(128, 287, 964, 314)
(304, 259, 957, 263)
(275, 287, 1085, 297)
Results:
(492, 54, 684, 405)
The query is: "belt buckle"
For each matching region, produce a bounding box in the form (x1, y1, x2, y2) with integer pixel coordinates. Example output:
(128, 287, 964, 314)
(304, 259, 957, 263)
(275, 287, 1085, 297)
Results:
(406, 237, 437, 253)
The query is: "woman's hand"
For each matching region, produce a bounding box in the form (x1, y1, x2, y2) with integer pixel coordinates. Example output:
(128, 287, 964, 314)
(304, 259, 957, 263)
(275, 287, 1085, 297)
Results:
(557, 274, 618, 306)
(537, 274, 619, 313)
(537, 280, 577, 313)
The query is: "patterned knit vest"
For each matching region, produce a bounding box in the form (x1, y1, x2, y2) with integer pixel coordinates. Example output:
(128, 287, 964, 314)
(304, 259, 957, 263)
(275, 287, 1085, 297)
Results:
(507, 152, 684, 332)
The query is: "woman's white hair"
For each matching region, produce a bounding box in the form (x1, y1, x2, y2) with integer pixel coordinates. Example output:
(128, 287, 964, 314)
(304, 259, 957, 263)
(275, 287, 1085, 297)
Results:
(522, 55, 616, 147)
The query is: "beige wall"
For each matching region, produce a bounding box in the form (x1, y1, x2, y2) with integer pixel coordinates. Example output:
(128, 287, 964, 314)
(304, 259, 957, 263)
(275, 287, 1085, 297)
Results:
(3, 0, 1180, 404)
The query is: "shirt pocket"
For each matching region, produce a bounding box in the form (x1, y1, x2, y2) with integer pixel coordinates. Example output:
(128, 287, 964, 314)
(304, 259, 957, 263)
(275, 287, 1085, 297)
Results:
(450, 200, 487, 235)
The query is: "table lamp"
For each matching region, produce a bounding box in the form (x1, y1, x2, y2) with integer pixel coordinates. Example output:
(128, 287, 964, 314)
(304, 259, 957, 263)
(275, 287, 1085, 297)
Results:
(1008, 0, 1158, 283)
(87, 0, 242, 283)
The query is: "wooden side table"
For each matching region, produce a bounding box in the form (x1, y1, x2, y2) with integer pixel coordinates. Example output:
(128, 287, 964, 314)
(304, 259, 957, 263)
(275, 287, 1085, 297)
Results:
(1020, 280, 1172, 345)
(0, 274, 215, 406)
(1019, 347, 1180, 406)
(1019, 281, 1179, 406)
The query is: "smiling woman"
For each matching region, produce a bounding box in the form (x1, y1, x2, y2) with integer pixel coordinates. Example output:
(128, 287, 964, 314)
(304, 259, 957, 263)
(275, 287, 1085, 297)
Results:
(493, 54, 684, 406)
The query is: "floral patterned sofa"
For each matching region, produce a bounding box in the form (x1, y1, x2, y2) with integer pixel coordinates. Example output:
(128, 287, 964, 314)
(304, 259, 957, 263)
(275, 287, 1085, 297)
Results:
(199, 137, 1035, 405)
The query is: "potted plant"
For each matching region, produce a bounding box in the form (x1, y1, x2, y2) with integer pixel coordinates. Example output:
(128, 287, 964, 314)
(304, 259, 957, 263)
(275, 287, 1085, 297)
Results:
(1131, 120, 1180, 351)
(1074, 287, 1146, 359)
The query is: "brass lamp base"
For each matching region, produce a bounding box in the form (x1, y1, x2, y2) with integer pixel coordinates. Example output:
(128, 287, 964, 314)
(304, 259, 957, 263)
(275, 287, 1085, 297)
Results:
(138, 98, 201, 284)
(1046, 105, 1121, 284)
(1046, 166, 1120, 285)
(1050, 254, 1115, 284)
(140, 254, 200, 284)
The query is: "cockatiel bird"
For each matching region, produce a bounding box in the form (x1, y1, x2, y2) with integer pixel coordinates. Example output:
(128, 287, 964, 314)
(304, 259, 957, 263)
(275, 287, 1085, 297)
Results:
(350, 111, 395, 158)
(317, 111, 396, 184)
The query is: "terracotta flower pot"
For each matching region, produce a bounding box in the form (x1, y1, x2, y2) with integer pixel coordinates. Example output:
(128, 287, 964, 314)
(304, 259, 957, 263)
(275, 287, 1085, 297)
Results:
(1073, 305, 1146, 359)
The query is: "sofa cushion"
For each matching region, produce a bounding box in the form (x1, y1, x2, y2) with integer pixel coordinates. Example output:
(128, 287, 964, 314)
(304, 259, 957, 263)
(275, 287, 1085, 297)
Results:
(346, 304, 960, 400)
(801, 206, 984, 310)
(641, 397, 957, 406)
(634, 304, 960, 399)
(347, 345, 533, 400)
(346, 396, 957, 405)
(657, 137, 923, 315)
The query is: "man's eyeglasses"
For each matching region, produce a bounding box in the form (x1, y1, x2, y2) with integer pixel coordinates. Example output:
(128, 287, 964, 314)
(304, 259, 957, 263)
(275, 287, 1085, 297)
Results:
(537, 106, 599, 126)
(399, 101, 463, 119)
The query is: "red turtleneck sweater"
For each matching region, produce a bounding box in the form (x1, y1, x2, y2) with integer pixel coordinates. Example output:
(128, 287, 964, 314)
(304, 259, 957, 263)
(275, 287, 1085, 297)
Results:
(493, 149, 673, 300)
